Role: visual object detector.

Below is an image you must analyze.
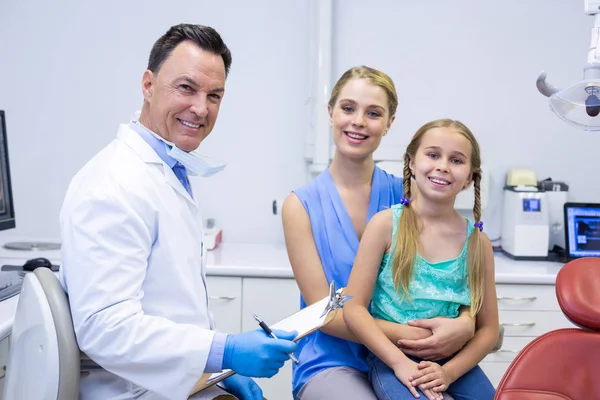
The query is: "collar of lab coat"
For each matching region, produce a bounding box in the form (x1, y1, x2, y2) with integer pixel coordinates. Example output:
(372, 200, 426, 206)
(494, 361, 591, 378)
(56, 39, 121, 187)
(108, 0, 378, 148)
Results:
(116, 123, 197, 207)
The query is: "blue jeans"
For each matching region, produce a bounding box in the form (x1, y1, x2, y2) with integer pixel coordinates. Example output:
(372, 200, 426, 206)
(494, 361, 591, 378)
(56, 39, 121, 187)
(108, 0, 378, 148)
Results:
(367, 353, 495, 400)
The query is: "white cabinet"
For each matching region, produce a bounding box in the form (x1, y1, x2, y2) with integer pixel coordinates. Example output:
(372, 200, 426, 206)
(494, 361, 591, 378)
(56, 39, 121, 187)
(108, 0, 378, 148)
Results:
(241, 278, 300, 400)
(241, 278, 301, 331)
(480, 283, 576, 387)
(207, 277, 243, 334)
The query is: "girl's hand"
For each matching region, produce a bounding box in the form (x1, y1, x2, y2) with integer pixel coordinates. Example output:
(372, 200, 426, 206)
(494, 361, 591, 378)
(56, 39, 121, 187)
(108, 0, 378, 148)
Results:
(391, 358, 442, 400)
(410, 360, 452, 395)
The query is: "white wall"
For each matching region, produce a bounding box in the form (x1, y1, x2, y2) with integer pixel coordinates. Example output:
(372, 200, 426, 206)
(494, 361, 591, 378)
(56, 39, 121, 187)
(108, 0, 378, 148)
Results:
(333, 0, 599, 241)
(0, 0, 597, 246)
(0, 0, 309, 244)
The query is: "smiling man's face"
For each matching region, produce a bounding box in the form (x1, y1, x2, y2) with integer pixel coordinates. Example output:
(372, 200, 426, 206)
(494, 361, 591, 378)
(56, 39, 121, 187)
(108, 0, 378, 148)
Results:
(140, 40, 226, 152)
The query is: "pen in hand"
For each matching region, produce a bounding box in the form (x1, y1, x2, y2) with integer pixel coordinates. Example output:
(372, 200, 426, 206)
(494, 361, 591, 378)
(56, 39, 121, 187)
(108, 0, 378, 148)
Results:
(253, 313, 300, 364)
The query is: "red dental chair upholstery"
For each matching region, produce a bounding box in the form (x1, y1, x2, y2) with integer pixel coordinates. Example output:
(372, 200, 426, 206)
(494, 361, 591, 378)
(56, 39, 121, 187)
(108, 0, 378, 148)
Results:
(494, 257, 600, 400)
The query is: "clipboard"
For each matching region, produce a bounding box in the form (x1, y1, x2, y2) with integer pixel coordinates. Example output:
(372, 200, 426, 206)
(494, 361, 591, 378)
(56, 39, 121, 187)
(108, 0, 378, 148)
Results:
(189, 282, 352, 397)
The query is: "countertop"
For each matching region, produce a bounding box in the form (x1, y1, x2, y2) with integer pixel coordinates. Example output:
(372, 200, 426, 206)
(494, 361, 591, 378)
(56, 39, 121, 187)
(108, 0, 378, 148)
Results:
(205, 243, 566, 285)
(0, 241, 566, 283)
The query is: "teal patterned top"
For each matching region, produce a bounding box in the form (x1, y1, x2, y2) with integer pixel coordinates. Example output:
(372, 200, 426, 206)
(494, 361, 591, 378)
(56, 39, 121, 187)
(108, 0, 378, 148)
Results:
(371, 204, 473, 324)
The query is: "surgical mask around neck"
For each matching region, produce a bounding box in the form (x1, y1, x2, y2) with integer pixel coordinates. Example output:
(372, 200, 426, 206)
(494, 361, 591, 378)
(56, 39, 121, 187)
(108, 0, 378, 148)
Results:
(165, 143, 227, 177)
(132, 116, 227, 177)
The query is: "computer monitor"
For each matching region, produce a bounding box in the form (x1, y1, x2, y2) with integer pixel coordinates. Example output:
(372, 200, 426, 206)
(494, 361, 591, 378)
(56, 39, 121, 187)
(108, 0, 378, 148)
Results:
(564, 202, 600, 259)
(0, 111, 15, 232)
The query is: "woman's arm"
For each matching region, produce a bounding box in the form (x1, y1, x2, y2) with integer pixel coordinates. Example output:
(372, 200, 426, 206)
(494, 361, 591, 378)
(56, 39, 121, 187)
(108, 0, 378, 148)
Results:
(282, 194, 430, 343)
(282, 193, 358, 341)
(414, 233, 499, 387)
(396, 307, 475, 360)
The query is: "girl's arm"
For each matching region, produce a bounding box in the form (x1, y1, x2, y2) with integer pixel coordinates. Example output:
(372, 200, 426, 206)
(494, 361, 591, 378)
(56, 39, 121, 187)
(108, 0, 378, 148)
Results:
(282, 195, 430, 343)
(343, 210, 414, 365)
(415, 233, 499, 387)
(344, 211, 440, 400)
(376, 319, 432, 342)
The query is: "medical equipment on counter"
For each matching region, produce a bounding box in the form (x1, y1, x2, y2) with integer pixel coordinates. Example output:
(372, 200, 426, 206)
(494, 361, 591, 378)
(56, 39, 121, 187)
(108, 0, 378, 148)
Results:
(537, 0, 600, 131)
(506, 169, 537, 187)
(204, 218, 222, 250)
(539, 179, 569, 250)
(501, 169, 550, 259)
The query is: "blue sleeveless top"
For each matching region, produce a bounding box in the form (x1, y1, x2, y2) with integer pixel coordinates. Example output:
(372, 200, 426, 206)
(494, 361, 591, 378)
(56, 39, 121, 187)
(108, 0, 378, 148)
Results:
(291, 166, 402, 397)
(371, 204, 472, 324)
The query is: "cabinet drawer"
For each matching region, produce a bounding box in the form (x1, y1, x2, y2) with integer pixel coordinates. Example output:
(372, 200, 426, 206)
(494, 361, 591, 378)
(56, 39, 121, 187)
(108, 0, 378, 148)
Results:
(207, 276, 242, 334)
(484, 336, 533, 363)
(496, 284, 559, 311)
(241, 278, 300, 331)
(480, 361, 509, 388)
(499, 310, 575, 336)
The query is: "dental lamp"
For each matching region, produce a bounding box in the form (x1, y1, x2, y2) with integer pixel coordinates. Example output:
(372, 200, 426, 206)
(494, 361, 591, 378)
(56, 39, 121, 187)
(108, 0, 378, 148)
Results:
(537, 0, 600, 131)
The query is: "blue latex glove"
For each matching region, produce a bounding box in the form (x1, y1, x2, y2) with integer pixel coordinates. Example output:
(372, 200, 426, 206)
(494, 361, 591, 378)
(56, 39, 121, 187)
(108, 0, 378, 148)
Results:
(222, 375, 263, 400)
(223, 329, 297, 378)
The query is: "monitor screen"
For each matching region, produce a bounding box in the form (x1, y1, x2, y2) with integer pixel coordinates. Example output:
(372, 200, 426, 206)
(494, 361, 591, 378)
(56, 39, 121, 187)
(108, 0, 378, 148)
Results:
(0, 111, 15, 231)
(564, 203, 600, 258)
(522, 198, 541, 212)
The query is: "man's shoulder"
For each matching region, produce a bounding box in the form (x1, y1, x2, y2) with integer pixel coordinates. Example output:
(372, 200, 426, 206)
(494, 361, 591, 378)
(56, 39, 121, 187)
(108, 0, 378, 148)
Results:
(67, 139, 155, 201)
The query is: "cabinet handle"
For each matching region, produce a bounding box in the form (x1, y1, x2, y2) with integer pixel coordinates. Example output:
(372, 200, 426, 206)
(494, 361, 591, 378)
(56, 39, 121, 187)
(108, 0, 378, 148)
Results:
(497, 296, 537, 301)
(501, 322, 536, 327)
(491, 349, 520, 353)
(209, 296, 236, 300)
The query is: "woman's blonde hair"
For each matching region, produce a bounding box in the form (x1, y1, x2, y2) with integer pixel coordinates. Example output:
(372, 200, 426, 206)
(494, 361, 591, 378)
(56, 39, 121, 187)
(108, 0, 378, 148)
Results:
(328, 65, 398, 121)
(391, 119, 485, 317)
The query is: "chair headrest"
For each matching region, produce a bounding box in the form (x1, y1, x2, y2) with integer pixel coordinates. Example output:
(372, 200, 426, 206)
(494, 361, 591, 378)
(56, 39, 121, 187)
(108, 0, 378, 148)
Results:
(556, 257, 600, 331)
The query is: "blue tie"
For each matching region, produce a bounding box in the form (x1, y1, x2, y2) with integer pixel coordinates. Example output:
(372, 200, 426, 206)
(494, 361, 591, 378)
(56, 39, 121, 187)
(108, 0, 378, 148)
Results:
(172, 163, 193, 197)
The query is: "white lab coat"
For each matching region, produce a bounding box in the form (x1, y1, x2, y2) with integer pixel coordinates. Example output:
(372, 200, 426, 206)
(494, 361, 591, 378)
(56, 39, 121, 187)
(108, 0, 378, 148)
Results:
(60, 123, 218, 400)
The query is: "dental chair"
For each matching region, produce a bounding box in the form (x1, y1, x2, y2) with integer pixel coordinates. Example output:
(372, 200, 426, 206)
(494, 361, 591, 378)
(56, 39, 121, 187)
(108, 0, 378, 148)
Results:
(494, 257, 600, 400)
(3, 267, 80, 400)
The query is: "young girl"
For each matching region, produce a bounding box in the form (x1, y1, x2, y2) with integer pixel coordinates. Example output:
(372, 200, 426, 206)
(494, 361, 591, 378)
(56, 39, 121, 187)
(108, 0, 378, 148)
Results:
(344, 119, 498, 400)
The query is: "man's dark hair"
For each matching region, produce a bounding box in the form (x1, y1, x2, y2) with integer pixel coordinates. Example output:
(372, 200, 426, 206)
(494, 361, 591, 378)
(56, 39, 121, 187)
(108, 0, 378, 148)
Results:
(148, 24, 232, 77)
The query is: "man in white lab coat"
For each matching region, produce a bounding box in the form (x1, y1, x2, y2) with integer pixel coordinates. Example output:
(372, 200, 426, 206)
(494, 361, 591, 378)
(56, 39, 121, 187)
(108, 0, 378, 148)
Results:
(59, 24, 297, 400)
